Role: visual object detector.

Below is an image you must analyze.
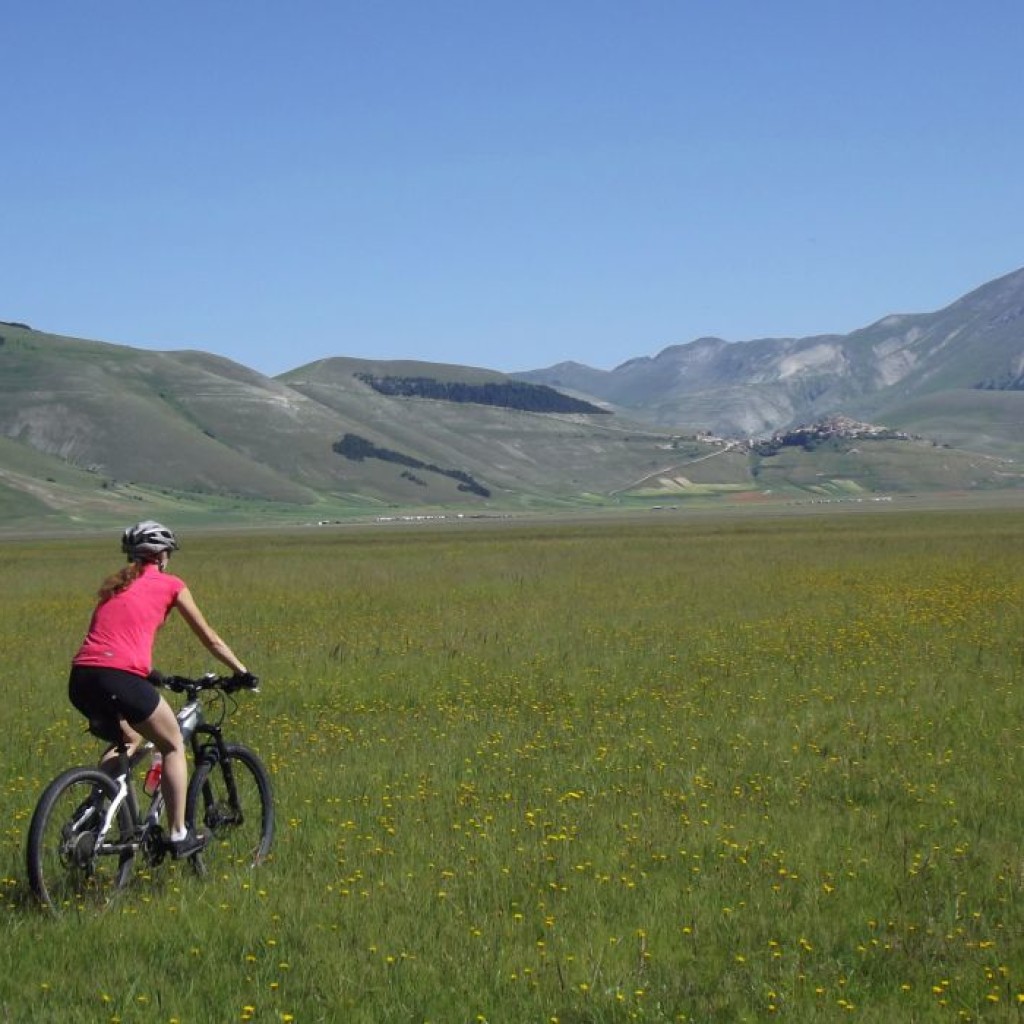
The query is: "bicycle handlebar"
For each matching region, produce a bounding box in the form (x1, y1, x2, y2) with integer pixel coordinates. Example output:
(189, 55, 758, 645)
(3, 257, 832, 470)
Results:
(148, 670, 261, 695)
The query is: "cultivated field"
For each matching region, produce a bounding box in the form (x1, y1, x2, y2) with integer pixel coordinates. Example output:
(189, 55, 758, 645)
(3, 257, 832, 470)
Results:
(1, 509, 1023, 1022)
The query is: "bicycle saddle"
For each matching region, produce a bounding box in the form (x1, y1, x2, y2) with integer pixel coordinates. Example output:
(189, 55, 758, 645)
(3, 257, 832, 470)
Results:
(87, 716, 124, 744)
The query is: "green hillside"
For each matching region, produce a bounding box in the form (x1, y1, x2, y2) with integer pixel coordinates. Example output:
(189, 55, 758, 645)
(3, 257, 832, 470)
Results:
(879, 389, 1024, 460)
(1, 321, 1022, 533)
(0, 328, 698, 525)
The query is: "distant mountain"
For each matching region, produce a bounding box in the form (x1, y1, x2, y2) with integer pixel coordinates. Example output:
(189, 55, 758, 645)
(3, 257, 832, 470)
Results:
(1, 267, 1022, 531)
(515, 267, 1024, 449)
(0, 333, 694, 526)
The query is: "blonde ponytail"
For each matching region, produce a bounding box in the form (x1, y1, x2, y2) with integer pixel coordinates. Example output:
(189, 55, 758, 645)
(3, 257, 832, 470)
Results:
(98, 562, 145, 601)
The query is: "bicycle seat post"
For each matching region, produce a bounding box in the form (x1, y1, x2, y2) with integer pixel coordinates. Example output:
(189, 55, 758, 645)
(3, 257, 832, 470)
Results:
(88, 715, 136, 787)
(113, 739, 132, 780)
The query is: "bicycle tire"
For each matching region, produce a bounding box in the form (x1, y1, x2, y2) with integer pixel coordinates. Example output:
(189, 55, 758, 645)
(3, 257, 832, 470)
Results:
(26, 767, 135, 912)
(186, 744, 273, 869)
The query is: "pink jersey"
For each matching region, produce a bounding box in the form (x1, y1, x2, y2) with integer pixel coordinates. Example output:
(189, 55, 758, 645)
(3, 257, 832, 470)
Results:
(73, 564, 187, 677)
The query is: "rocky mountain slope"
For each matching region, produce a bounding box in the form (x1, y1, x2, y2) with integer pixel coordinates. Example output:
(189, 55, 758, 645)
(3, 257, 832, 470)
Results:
(516, 266, 1024, 446)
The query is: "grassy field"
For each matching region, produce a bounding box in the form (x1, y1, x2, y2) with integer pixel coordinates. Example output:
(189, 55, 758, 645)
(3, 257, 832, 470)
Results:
(1, 508, 1023, 1022)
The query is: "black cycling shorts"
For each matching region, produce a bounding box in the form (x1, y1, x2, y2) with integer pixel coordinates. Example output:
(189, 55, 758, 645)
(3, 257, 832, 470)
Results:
(68, 664, 161, 727)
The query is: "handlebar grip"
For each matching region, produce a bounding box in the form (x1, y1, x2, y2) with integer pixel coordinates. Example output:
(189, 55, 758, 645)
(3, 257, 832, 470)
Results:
(231, 672, 261, 692)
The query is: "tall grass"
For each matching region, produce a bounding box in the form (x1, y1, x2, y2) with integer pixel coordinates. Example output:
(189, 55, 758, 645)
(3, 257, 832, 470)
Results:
(1, 509, 1023, 1022)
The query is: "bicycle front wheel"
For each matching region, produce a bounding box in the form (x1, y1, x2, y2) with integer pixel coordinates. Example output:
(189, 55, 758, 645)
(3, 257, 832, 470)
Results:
(26, 767, 135, 912)
(186, 744, 273, 869)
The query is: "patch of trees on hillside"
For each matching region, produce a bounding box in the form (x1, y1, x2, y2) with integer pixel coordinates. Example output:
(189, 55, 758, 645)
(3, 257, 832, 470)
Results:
(355, 373, 608, 414)
(332, 433, 491, 497)
(975, 372, 1024, 391)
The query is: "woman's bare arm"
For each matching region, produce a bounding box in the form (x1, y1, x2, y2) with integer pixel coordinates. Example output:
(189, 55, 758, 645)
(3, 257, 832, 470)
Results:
(174, 587, 248, 675)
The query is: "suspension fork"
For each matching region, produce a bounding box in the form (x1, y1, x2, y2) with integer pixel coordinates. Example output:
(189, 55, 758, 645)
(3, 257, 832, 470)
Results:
(190, 722, 227, 768)
(190, 723, 245, 812)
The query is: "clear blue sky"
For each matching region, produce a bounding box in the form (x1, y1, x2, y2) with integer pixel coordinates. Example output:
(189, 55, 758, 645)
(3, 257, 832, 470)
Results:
(4, 2, 1022, 376)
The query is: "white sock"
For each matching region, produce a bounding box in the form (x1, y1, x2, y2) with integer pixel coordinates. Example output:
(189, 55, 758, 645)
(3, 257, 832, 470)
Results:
(170, 827, 188, 842)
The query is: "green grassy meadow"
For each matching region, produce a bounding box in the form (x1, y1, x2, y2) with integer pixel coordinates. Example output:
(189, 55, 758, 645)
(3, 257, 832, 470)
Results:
(1, 509, 1023, 1022)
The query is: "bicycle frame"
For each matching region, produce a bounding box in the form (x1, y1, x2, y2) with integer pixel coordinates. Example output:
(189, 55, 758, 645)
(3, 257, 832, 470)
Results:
(89, 684, 211, 859)
(92, 743, 167, 860)
(101, 678, 254, 852)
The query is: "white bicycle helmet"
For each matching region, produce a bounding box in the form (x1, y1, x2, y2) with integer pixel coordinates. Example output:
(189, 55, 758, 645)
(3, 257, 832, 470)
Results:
(121, 520, 179, 561)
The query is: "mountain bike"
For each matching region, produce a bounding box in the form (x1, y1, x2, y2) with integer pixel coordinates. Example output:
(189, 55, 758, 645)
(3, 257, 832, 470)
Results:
(26, 672, 274, 912)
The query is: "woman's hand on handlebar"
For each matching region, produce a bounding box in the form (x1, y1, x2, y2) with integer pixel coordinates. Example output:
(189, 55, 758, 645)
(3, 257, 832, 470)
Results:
(147, 669, 261, 693)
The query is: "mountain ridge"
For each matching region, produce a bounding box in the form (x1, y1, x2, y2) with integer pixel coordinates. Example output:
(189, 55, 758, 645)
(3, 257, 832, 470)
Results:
(516, 266, 1024, 440)
(2, 266, 1023, 529)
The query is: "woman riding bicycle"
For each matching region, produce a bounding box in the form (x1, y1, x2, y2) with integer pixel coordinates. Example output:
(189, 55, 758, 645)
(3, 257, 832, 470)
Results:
(68, 520, 250, 859)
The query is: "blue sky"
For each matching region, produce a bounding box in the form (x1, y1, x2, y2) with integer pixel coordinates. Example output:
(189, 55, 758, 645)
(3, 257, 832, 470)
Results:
(4, 2, 1022, 376)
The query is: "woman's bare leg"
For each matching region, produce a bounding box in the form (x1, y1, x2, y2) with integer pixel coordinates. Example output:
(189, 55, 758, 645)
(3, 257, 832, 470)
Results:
(131, 696, 190, 834)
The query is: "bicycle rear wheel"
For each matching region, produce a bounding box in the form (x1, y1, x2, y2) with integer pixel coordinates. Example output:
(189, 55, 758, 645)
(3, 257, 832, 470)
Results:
(26, 767, 135, 912)
(186, 744, 273, 869)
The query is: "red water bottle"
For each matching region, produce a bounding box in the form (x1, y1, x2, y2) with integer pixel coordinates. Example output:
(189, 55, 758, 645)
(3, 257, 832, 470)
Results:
(144, 752, 163, 796)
